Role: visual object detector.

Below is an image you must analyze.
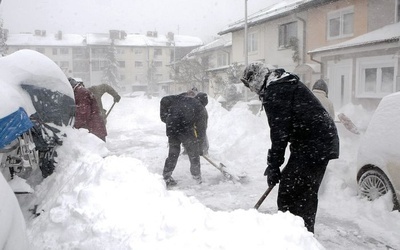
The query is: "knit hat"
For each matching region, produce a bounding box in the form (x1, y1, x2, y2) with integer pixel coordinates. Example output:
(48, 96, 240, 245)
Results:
(313, 79, 329, 96)
(241, 62, 270, 94)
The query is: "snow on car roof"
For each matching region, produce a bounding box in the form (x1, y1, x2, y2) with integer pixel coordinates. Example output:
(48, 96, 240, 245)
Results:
(357, 92, 400, 169)
(0, 49, 74, 119)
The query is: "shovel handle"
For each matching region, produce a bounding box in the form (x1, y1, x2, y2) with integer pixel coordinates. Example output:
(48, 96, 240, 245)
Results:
(254, 186, 274, 210)
(105, 101, 117, 119)
(202, 155, 218, 168)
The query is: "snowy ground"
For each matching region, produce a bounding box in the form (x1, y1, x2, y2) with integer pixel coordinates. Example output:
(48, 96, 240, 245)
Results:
(14, 94, 400, 249)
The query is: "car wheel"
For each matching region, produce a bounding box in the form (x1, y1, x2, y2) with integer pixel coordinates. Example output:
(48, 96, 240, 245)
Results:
(358, 168, 399, 209)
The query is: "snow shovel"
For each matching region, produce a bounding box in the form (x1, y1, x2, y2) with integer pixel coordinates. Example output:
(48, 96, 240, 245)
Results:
(105, 101, 117, 119)
(202, 155, 240, 182)
(254, 185, 274, 210)
(337, 113, 360, 134)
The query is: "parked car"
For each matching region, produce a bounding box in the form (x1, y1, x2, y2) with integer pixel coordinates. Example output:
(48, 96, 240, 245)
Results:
(0, 171, 28, 249)
(356, 92, 400, 210)
(0, 49, 75, 191)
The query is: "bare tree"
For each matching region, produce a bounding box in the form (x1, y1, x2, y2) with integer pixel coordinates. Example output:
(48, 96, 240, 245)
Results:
(173, 57, 209, 91)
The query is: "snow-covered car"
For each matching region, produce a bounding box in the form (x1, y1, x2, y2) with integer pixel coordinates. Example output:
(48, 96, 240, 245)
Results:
(0, 172, 28, 250)
(356, 92, 400, 210)
(0, 49, 75, 190)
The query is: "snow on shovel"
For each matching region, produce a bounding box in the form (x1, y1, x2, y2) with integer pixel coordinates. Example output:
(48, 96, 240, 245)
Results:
(202, 155, 241, 183)
(337, 113, 360, 134)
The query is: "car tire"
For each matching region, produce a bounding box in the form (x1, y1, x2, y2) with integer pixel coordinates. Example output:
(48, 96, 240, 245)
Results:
(358, 168, 400, 210)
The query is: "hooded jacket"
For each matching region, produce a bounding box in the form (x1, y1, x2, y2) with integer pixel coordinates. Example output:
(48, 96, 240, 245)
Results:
(261, 70, 339, 167)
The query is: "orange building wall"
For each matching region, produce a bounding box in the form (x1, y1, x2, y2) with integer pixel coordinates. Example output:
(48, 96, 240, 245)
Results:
(306, 0, 368, 63)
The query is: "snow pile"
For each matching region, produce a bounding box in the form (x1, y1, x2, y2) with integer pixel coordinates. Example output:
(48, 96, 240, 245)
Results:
(23, 124, 322, 250)
(5, 93, 400, 249)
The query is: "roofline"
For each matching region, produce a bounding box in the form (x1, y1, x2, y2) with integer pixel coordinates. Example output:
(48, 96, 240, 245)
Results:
(189, 45, 231, 57)
(206, 65, 230, 72)
(218, 12, 288, 35)
(218, 0, 338, 35)
(308, 37, 400, 55)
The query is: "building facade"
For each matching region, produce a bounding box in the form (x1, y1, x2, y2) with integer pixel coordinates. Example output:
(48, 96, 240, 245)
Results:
(5, 30, 203, 95)
(216, 0, 400, 111)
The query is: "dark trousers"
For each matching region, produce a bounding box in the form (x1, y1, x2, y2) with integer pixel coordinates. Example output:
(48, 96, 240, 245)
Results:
(277, 154, 329, 233)
(163, 134, 201, 179)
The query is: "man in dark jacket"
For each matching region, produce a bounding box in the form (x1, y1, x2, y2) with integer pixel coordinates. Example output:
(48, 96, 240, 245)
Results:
(241, 62, 339, 233)
(179, 88, 209, 155)
(160, 94, 208, 187)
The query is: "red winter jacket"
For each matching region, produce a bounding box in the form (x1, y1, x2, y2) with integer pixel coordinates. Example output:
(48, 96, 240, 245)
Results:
(73, 84, 107, 141)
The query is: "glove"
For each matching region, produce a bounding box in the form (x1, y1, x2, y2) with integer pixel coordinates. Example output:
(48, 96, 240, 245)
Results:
(114, 95, 121, 103)
(198, 146, 204, 156)
(264, 165, 281, 187)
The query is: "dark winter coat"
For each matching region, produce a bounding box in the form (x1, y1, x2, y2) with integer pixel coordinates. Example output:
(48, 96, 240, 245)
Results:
(261, 72, 339, 168)
(73, 84, 107, 141)
(160, 94, 208, 144)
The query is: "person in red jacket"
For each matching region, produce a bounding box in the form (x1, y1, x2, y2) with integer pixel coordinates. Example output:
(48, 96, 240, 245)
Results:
(68, 77, 107, 141)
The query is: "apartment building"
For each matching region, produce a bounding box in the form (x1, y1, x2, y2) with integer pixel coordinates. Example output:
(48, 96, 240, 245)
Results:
(5, 30, 203, 95)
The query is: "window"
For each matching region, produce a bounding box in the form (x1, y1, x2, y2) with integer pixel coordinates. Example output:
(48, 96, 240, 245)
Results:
(327, 7, 354, 40)
(73, 48, 87, 59)
(356, 56, 398, 98)
(397, 0, 400, 22)
(155, 74, 163, 81)
(279, 22, 297, 48)
(248, 32, 258, 52)
(91, 48, 107, 58)
(154, 48, 162, 56)
(217, 53, 227, 67)
(60, 48, 69, 54)
(52, 48, 58, 55)
(201, 56, 209, 67)
(36, 48, 45, 54)
(73, 60, 89, 72)
(92, 60, 107, 71)
(153, 61, 162, 67)
(135, 61, 143, 67)
(135, 49, 142, 55)
(118, 61, 126, 68)
(60, 61, 69, 69)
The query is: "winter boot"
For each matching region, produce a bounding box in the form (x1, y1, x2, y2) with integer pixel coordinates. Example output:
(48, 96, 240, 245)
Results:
(165, 177, 177, 187)
(192, 175, 202, 184)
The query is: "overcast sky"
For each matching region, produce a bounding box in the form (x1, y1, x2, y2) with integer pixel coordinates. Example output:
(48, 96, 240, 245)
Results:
(0, 0, 280, 42)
